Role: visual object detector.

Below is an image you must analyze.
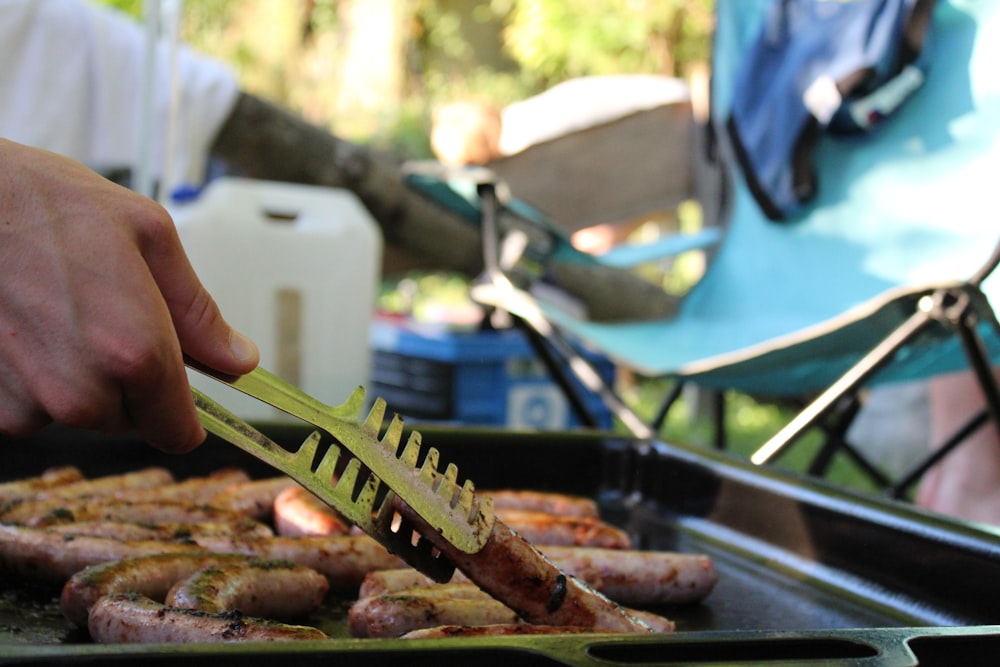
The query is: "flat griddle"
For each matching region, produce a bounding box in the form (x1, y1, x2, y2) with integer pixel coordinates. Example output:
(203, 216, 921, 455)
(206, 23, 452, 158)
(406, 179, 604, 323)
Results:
(0, 423, 997, 665)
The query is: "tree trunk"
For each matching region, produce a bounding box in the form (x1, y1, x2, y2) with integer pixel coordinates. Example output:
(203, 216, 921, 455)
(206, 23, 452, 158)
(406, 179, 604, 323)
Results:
(210, 92, 680, 322)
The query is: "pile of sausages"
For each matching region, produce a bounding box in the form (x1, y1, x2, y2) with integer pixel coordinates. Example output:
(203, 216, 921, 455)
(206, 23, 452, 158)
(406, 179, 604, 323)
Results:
(0, 466, 718, 642)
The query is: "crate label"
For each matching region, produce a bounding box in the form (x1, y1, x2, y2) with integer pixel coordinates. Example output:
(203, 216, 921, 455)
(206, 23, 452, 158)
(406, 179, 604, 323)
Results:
(507, 385, 568, 430)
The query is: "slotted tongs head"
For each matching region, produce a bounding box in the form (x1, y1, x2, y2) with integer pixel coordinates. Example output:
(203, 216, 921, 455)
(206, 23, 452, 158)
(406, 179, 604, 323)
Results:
(187, 365, 495, 582)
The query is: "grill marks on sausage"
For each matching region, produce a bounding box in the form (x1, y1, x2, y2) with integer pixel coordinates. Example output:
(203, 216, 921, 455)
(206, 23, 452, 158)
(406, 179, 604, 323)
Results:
(348, 581, 676, 638)
(88, 593, 329, 643)
(165, 559, 329, 617)
(0, 466, 85, 504)
(391, 500, 659, 633)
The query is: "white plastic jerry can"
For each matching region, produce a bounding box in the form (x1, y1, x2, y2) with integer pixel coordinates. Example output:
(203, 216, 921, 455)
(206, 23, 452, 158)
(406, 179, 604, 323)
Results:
(171, 177, 383, 421)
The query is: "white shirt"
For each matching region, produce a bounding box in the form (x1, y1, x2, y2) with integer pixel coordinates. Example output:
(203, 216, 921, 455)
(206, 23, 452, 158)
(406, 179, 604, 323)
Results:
(0, 0, 239, 188)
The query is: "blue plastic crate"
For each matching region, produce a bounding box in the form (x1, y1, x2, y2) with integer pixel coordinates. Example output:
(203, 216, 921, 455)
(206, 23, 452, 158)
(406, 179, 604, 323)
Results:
(370, 320, 614, 430)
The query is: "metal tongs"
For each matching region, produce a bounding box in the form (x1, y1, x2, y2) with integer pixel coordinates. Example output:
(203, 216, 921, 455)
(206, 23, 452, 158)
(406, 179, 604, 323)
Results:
(186, 364, 495, 583)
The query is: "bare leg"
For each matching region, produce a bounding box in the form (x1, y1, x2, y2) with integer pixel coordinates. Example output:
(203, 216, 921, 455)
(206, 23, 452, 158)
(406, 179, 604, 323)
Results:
(917, 369, 1000, 525)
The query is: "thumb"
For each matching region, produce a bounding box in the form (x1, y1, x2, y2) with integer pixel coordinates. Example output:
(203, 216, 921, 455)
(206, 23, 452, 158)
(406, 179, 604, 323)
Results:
(174, 287, 260, 376)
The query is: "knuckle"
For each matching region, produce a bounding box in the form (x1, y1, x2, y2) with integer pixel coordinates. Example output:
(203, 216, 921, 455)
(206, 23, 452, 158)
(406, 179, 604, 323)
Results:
(130, 200, 178, 248)
(103, 336, 171, 387)
(40, 382, 106, 429)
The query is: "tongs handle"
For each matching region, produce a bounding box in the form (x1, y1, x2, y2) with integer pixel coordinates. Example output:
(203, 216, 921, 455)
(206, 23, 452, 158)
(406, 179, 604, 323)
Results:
(225, 366, 332, 424)
(191, 385, 301, 470)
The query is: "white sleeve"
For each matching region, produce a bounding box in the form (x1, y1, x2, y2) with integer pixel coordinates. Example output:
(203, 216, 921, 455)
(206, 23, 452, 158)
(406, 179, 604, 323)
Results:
(0, 0, 240, 187)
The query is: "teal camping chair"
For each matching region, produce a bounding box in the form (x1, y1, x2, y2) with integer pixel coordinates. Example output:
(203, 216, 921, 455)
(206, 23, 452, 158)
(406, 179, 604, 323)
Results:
(423, 0, 1000, 499)
(402, 163, 722, 279)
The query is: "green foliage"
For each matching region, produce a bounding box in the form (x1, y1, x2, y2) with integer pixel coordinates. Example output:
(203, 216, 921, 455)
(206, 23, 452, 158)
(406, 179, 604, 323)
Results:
(620, 379, 881, 496)
(90, 0, 142, 19)
(496, 0, 714, 89)
(90, 0, 239, 31)
(410, 0, 532, 108)
(88, 0, 716, 154)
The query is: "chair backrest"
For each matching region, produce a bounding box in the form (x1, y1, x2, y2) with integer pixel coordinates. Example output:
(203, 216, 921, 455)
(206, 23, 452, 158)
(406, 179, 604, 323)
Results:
(518, 0, 1000, 396)
(671, 0, 1000, 379)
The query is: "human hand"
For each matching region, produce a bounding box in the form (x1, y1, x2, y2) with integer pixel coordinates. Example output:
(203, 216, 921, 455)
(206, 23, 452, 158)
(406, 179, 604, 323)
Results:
(0, 139, 259, 452)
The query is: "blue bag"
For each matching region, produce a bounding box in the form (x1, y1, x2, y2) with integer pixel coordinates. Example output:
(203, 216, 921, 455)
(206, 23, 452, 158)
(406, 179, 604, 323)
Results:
(727, 0, 936, 221)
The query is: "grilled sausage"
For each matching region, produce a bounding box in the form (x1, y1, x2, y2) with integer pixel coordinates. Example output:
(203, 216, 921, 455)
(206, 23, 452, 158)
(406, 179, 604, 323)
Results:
(30, 467, 175, 501)
(206, 477, 296, 520)
(541, 546, 717, 606)
(110, 468, 250, 504)
(0, 466, 85, 503)
(484, 490, 599, 518)
(166, 560, 328, 617)
(46, 519, 273, 542)
(88, 593, 328, 643)
(60, 552, 251, 627)
(1, 498, 250, 527)
(272, 485, 350, 537)
(358, 544, 716, 607)
(350, 583, 674, 638)
(265, 487, 616, 544)
(192, 534, 405, 590)
(394, 501, 656, 633)
(0, 524, 202, 583)
(348, 585, 521, 638)
(497, 509, 632, 549)
(359, 568, 453, 598)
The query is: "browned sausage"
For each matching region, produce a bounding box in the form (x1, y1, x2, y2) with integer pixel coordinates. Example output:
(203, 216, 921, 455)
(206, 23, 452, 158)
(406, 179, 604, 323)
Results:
(357, 544, 716, 607)
(272, 485, 350, 537)
(0, 524, 202, 583)
(31, 468, 175, 501)
(358, 568, 450, 599)
(110, 468, 250, 504)
(541, 546, 717, 606)
(206, 477, 296, 520)
(0, 466, 85, 503)
(393, 501, 655, 633)
(1, 498, 251, 527)
(192, 534, 405, 590)
(349, 583, 674, 638)
(484, 490, 599, 518)
(348, 585, 521, 638)
(166, 560, 329, 617)
(60, 552, 250, 627)
(497, 509, 632, 548)
(88, 593, 328, 643)
(46, 519, 273, 542)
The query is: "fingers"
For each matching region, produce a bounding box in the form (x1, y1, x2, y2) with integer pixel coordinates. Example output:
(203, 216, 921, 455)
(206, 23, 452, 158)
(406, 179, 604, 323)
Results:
(80, 255, 207, 454)
(122, 360, 205, 454)
(0, 140, 257, 453)
(135, 207, 259, 377)
(122, 200, 257, 453)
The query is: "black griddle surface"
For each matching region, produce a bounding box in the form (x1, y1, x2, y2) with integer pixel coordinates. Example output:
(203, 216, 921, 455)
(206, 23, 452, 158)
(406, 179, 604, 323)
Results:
(0, 424, 996, 666)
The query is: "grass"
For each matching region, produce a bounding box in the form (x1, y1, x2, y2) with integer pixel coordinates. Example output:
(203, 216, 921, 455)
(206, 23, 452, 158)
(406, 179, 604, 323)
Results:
(619, 377, 884, 497)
